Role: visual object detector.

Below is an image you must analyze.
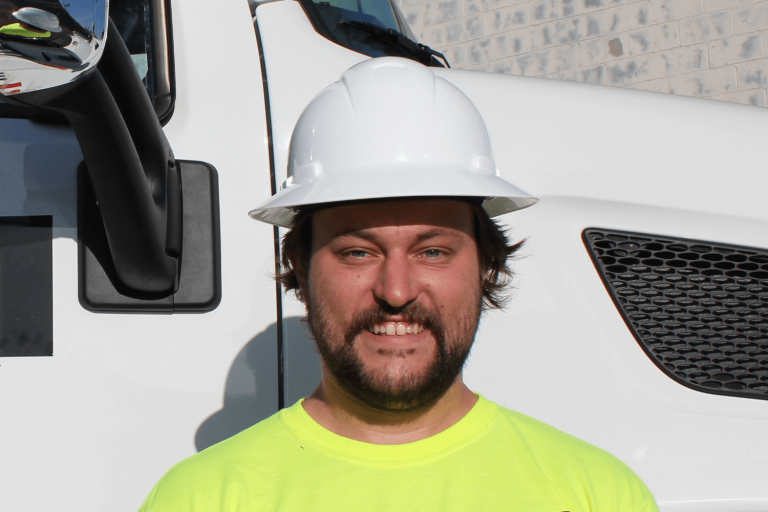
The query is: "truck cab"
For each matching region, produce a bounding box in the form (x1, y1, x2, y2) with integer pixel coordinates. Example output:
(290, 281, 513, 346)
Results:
(1, 0, 767, 510)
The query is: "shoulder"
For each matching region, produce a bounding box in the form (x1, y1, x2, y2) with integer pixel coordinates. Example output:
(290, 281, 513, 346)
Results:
(493, 404, 623, 463)
(487, 403, 658, 510)
(139, 410, 296, 511)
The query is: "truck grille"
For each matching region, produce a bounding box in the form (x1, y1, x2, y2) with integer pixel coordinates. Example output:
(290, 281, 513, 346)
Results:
(584, 229, 768, 401)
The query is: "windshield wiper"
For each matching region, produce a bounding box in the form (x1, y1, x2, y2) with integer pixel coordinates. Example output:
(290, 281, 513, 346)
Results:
(337, 20, 450, 68)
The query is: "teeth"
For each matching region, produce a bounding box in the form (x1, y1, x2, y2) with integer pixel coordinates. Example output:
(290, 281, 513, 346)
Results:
(370, 322, 425, 336)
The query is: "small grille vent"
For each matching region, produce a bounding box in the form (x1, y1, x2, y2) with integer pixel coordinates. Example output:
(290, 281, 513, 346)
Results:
(584, 229, 768, 401)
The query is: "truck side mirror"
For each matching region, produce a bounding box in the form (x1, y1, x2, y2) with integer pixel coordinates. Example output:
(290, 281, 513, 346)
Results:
(0, 1, 221, 313)
(0, 1, 108, 95)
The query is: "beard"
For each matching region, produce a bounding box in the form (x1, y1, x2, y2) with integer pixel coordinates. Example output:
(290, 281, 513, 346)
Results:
(306, 294, 481, 413)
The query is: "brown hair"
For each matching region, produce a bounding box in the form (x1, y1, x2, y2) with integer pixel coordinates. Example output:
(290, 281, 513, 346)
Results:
(276, 201, 523, 311)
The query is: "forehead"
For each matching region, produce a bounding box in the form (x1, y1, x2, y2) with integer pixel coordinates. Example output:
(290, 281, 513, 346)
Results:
(311, 199, 475, 241)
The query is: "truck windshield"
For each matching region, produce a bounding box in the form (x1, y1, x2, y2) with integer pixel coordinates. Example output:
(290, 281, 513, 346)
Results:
(298, 0, 447, 67)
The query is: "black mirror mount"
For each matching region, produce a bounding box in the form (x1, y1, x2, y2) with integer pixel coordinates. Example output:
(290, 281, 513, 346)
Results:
(4, 19, 220, 313)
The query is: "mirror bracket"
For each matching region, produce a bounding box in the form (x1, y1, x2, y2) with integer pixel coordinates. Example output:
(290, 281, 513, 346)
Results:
(78, 160, 221, 313)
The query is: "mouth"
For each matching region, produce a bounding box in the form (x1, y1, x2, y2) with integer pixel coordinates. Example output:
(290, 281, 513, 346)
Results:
(368, 322, 426, 336)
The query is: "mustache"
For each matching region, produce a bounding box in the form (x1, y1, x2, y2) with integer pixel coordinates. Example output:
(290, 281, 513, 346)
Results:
(344, 302, 445, 346)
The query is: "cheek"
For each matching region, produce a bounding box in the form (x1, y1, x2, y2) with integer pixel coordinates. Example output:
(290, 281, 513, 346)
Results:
(310, 258, 375, 317)
(423, 260, 481, 312)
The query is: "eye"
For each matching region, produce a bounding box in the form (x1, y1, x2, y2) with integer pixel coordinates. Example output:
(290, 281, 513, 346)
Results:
(420, 249, 444, 259)
(345, 249, 369, 259)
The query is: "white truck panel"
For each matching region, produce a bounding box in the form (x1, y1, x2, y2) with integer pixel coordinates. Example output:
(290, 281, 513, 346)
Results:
(1, 0, 277, 509)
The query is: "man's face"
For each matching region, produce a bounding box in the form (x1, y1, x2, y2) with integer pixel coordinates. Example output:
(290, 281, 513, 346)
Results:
(303, 199, 483, 412)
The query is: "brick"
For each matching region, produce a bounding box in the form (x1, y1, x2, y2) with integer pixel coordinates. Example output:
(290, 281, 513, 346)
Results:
(468, 38, 491, 63)
(529, 22, 558, 49)
(466, 14, 488, 37)
(702, 0, 758, 11)
(703, 0, 734, 12)
(485, 4, 530, 34)
(556, 13, 602, 43)
(424, 0, 464, 25)
(679, 11, 733, 44)
(576, 0, 631, 14)
(404, 6, 424, 30)
(650, 0, 703, 23)
(464, 0, 520, 14)
(711, 88, 768, 104)
(605, 54, 656, 84)
(418, 24, 447, 47)
(490, 53, 536, 74)
(628, 75, 684, 92)
(733, 2, 768, 34)
(737, 58, 768, 88)
(504, 23, 555, 55)
(709, 33, 764, 66)
(682, 65, 738, 95)
(656, 44, 709, 77)
(467, 35, 514, 62)
(602, 1, 652, 35)
(580, 34, 629, 65)
(444, 15, 486, 43)
(559, 64, 607, 83)
(507, 26, 534, 53)
(442, 44, 468, 66)
(530, 0, 579, 24)
(628, 22, 679, 56)
(534, 43, 579, 74)
(490, 33, 514, 57)
(465, 0, 484, 14)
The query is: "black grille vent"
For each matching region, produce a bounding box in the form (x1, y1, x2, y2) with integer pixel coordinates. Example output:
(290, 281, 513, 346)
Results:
(584, 229, 768, 401)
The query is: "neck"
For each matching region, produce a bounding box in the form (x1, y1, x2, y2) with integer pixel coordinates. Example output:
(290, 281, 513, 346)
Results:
(301, 367, 478, 445)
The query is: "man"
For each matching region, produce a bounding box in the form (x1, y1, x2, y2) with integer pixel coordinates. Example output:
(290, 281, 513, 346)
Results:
(141, 57, 659, 511)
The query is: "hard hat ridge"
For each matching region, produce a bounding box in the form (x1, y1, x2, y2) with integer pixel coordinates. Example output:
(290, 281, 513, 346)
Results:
(249, 57, 537, 228)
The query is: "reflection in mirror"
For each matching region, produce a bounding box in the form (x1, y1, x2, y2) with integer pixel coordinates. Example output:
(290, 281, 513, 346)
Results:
(0, 0, 109, 96)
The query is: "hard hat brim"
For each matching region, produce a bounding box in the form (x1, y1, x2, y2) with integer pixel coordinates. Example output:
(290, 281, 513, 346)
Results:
(248, 168, 538, 228)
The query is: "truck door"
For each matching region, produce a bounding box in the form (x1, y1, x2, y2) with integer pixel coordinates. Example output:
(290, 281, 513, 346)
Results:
(0, 0, 278, 509)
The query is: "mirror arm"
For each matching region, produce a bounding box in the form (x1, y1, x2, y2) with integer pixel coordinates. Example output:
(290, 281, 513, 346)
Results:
(98, 19, 183, 260)
(35, 20, 180, 294)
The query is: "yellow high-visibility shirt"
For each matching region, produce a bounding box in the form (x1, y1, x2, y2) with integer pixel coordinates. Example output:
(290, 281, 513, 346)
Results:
(0, 23, 51, 38)
(140, 395, 659, 511)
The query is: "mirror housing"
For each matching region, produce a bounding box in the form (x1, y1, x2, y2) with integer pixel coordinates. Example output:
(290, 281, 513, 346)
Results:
(0, 1, 108, 95)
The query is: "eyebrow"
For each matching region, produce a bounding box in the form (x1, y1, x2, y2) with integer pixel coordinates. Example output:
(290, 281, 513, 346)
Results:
(335, 228, 461, 244)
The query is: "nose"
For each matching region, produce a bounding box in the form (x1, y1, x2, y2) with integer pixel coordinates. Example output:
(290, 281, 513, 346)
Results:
(373, 251, 418, 309)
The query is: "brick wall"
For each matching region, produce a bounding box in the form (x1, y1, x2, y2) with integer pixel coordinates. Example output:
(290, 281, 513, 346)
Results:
(399, 0, 768, 107)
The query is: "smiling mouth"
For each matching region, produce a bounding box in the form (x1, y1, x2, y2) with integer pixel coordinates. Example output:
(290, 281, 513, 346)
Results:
(368, 322, 425, 336)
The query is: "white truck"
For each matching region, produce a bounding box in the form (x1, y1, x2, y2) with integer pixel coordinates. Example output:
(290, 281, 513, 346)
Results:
(1, 0, 766, 510)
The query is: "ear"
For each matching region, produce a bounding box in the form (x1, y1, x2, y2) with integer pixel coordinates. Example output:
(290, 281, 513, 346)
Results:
(286, 251, 310, 304)
(289, 253, 307, 286)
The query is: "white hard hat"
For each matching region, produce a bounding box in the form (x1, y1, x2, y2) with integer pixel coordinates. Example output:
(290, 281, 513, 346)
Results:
(13, 8, 62, 33)
(249, 57, 537, 228)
